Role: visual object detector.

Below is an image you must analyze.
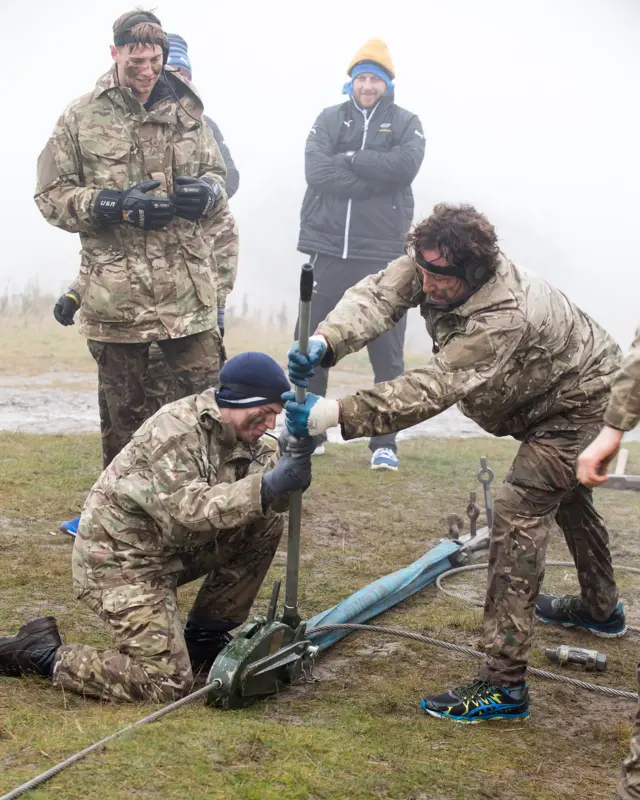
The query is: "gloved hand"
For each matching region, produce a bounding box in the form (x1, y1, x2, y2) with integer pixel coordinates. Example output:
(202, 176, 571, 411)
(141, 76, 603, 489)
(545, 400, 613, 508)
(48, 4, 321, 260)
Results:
(94, 180, 175, 231)
(171, 176, 222, 221)
(261, 437, 313, 507)
(287, 336, 328, 388)
(53, 289, 80, 326)
(277, 430, 318, 459)
(217, 307, 225, 339)
(282, 391, 340, 438)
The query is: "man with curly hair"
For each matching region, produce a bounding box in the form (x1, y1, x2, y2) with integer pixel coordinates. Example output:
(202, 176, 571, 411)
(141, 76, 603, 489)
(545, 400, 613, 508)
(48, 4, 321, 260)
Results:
(285, 202, 625, 722)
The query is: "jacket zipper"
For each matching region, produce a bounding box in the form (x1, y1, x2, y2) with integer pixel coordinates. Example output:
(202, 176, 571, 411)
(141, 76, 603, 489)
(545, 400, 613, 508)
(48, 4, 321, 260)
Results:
(342, 102, 378, 259)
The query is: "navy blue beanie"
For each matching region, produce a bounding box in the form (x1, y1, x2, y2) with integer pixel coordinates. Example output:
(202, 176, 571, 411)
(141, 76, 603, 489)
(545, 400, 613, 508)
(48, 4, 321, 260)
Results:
(215, 352, 290, 409)
(167, 33, 192, 78)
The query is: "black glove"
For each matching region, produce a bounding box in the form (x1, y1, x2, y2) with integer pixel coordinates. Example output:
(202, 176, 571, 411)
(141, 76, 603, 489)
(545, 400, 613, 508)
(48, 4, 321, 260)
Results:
(94, 180, 175, 231)
(53, 289, 80, 326)
(260, 435, 314, 507)
(171, 176, 221, 221)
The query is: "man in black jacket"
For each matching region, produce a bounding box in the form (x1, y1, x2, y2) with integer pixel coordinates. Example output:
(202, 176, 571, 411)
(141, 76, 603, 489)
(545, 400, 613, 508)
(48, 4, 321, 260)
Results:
(297, 38, 425, 471)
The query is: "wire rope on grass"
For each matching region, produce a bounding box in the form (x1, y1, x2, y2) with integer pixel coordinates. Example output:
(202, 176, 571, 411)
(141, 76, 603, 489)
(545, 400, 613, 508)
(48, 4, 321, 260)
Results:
(4, 562, 640, 799)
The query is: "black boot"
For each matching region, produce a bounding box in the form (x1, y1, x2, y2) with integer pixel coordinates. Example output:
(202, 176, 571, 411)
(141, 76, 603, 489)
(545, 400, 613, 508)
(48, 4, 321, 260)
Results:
(183, 618, 235, 674)
(0, 616, 62, 677)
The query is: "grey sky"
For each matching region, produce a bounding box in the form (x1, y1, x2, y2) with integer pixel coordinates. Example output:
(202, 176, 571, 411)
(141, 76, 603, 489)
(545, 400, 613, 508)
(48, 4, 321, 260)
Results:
(2, 0, 639, 347)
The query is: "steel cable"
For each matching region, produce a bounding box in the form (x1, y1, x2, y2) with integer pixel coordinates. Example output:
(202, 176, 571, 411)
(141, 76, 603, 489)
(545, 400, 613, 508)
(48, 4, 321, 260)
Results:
(307, 623, 637, 700)
(0, 684, 211, 800)
(4, 562, 640, 799)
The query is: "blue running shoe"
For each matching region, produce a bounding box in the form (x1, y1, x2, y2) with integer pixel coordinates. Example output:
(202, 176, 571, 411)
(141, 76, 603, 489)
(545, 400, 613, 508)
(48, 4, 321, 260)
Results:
(370, 447, 398, 471)
(421, 679, 530, 724)
(535, 594, 627, 638)
(59, 517, 80, 537)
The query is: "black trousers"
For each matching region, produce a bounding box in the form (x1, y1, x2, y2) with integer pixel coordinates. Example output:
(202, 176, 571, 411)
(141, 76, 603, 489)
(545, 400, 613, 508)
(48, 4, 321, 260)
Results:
(295, 254, 407, 453)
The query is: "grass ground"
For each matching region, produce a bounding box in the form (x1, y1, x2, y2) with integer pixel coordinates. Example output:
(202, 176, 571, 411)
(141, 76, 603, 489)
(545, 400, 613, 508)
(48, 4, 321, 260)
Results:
(1, 434, 639, 799)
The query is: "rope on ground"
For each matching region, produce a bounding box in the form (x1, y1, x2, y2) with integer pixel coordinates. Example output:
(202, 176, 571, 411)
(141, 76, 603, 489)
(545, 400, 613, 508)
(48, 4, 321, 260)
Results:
(435, 560, 640, 634)
(0, 684, 211, 800)
(4, 562, 639, 799)
(307, 623, 638, 700)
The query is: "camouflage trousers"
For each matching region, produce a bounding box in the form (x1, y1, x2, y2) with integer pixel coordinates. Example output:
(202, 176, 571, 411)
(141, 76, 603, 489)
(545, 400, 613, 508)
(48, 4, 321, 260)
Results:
(53, 513, 284, 703)
(88, 330, 221, 469)
(619, 668, 640, 798)
(478, 417, 619, 686)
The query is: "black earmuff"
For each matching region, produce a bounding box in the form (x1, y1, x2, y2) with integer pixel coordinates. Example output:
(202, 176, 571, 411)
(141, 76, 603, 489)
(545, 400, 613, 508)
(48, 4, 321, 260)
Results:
(466, 262, 490, 287)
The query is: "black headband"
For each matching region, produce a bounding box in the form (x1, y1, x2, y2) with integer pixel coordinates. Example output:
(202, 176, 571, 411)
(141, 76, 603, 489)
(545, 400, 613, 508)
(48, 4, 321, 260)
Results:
(413, 249, 467, 279)
(113, 12, 168, 62)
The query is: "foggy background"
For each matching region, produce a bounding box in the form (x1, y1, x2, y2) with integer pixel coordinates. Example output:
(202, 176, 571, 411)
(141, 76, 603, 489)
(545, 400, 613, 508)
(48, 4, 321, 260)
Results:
(1, 0, 639, 349)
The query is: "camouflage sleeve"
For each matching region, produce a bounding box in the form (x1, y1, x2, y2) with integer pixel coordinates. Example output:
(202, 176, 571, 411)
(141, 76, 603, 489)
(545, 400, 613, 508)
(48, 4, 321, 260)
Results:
(34, 107, 99, 234)
(149, 417, 267, 534)
(198, 124, 239, 308)
(315, 256, 424, 365)
(339, 313, 526, 439)
(604, 324, 640, 431)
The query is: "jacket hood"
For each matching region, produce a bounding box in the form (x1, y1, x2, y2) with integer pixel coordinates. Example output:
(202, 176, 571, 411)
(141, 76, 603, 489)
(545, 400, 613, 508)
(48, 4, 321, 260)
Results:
(93, 66, 204, 130)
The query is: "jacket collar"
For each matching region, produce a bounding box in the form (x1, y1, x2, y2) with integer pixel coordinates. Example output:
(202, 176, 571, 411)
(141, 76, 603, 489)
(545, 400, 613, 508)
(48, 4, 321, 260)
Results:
(93, 67, 204, 131)
(195, 388, 237, 446)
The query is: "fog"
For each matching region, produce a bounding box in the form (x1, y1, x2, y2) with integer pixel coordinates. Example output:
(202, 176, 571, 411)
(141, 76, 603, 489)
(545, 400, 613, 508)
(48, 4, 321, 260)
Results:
(1, 0, 638, 348)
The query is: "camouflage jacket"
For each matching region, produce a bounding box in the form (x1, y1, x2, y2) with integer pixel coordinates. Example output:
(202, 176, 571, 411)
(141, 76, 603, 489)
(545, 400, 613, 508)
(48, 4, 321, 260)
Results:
(73, 389, 280, 590)
(35, 68, 238, 342)
(604, 324, 640, 431)
(316, 254, 621, 439)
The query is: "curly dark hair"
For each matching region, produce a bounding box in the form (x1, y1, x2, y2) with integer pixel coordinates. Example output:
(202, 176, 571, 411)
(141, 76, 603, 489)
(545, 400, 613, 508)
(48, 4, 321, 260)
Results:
(406, 203, 500, 277)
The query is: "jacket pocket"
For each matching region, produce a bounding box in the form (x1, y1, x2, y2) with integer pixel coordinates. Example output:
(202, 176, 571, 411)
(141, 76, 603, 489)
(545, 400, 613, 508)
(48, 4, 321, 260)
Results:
(179, 230, 217, 307)
(77, 133, 132, 190)
(81, 247, 138, 322)
(300, 190, 321, 223)
(172, 130, 200, 176)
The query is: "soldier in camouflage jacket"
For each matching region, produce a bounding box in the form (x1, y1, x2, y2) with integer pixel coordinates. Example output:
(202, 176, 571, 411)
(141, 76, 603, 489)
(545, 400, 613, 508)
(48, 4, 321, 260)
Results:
(35, 11, 237, 468)
(285, 203, 625, 722)
(0, 353, 314, 703)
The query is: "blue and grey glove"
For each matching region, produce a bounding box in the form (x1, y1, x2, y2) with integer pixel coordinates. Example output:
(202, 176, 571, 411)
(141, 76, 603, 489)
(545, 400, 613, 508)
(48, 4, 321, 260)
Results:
(282, 391, 340, 438)
(260, 433, 314, 507)
(287, 336, 328, 388)
(217, 307, 225, 339)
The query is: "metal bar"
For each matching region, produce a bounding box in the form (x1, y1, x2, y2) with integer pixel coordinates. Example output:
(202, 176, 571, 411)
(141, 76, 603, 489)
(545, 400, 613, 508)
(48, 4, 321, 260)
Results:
(614, 448, 629, 476)
(477, 456, 494, 531)
(282, 263, 314, 627)
(602, 474, 640, 492)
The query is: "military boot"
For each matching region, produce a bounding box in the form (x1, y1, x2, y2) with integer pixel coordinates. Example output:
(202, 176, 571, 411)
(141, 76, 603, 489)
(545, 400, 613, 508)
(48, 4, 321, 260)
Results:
(183, 619, 234, 675)
(0, 616, 62, 677)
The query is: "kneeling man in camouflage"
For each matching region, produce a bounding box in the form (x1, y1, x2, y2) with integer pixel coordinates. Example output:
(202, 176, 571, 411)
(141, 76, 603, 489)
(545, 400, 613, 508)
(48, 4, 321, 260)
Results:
(0, 352, 312, 702)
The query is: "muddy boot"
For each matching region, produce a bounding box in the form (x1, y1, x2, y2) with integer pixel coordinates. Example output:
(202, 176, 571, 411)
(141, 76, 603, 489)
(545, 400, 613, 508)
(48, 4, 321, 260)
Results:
(183, 618, 235, 676)
(0, 617, 62, 677)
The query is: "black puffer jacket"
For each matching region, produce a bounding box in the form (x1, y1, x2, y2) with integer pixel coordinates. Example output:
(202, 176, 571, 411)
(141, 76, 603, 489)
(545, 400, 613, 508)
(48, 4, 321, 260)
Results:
(298, 95, 425, 262)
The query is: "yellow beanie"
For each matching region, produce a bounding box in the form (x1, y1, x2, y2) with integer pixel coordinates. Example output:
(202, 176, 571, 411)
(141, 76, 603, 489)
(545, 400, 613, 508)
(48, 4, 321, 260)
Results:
(347, 38, 395, 80)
